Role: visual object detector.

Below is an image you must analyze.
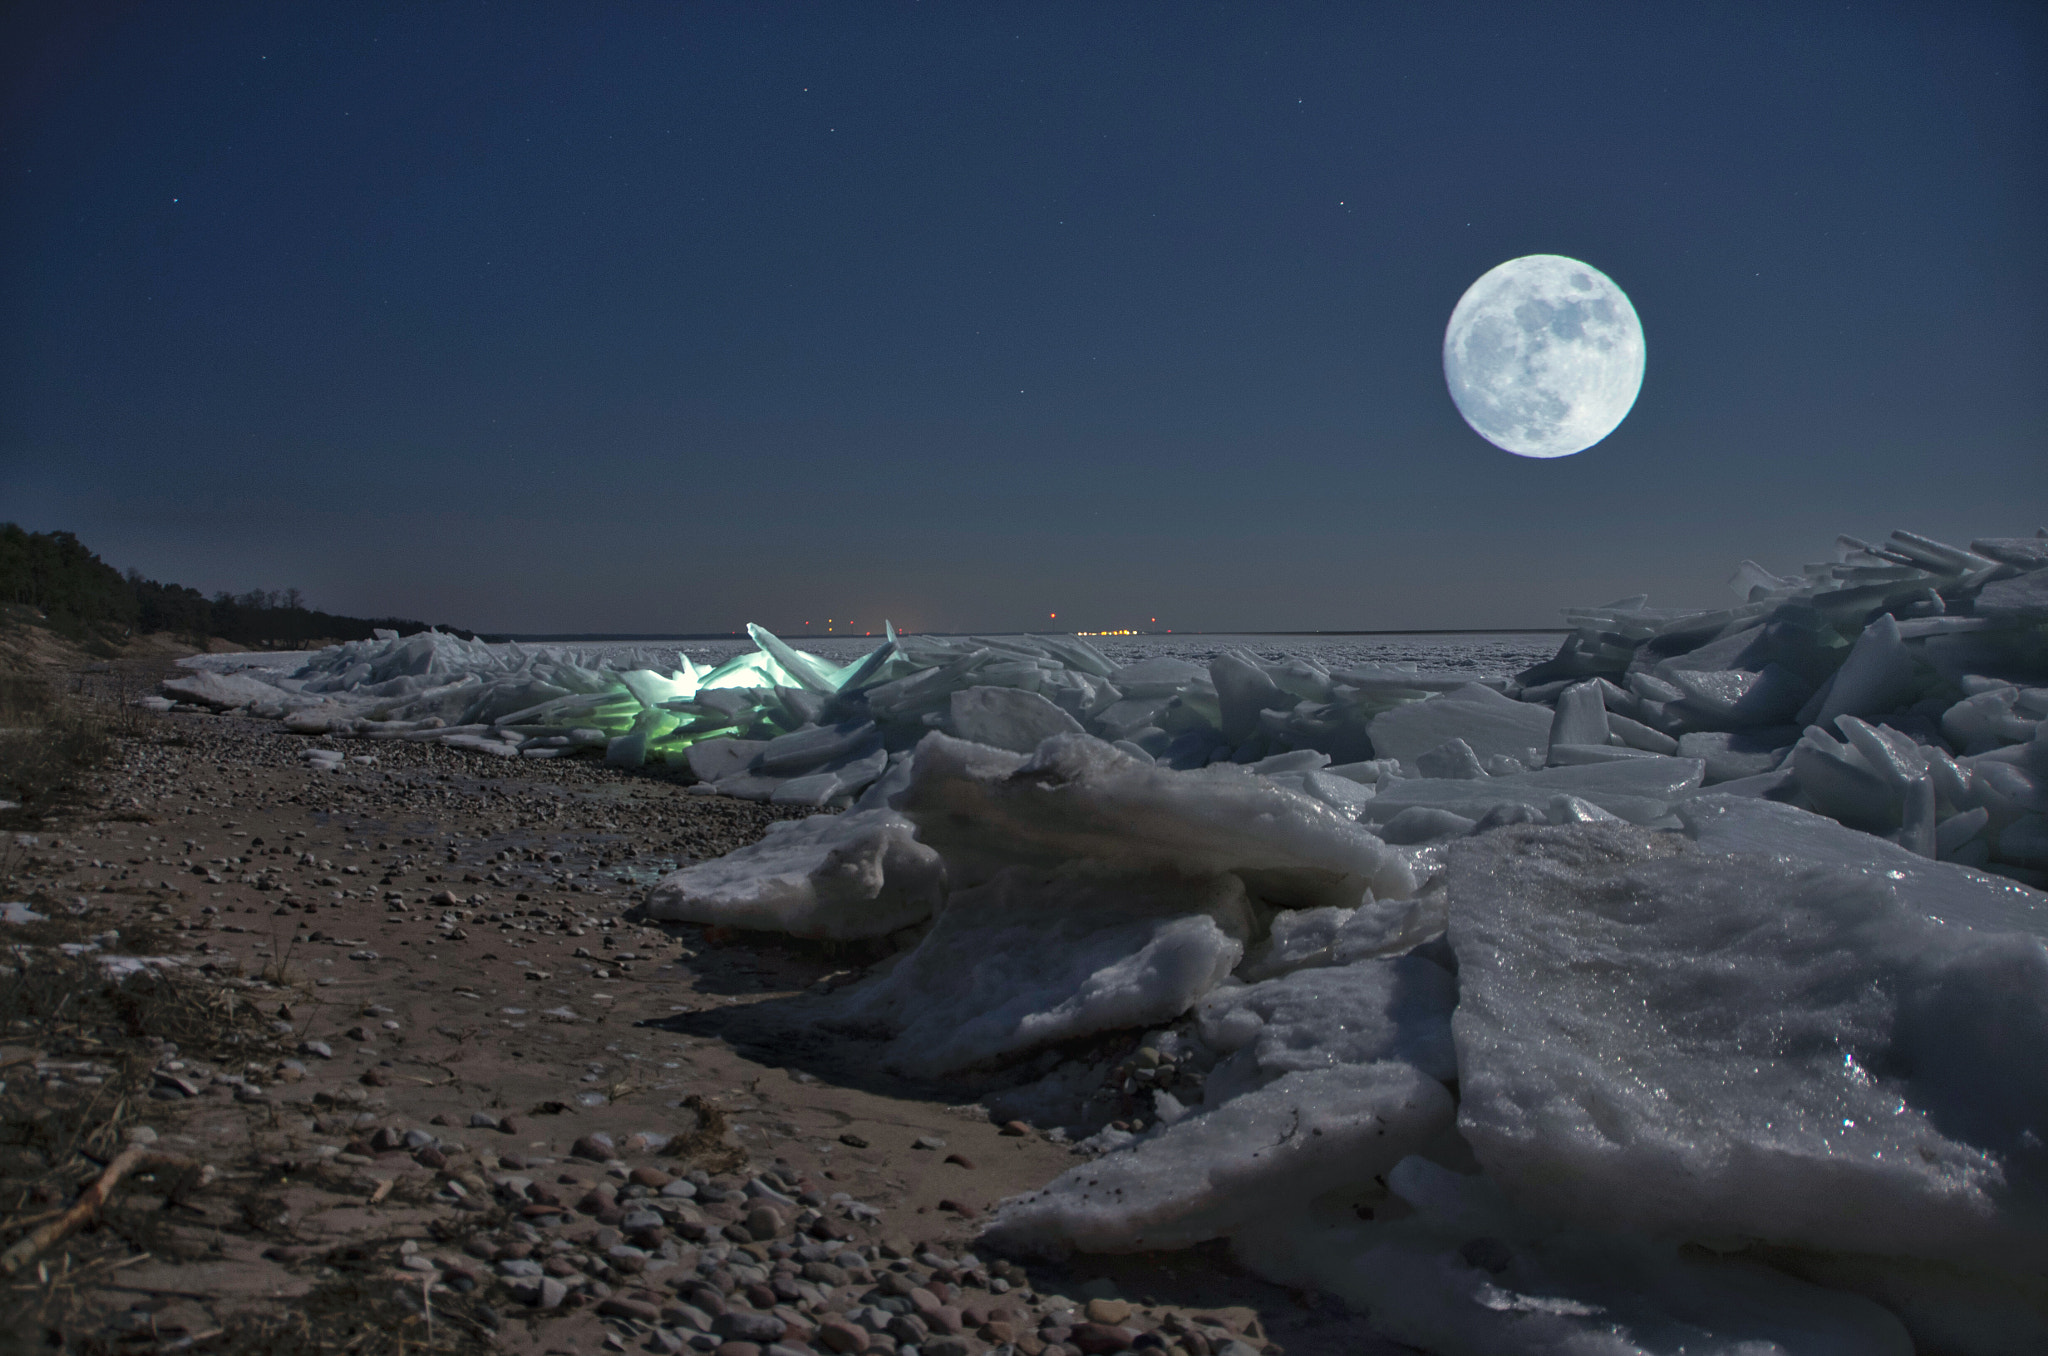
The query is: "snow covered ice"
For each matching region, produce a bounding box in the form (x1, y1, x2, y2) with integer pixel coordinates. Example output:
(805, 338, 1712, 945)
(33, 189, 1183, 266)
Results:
(1449, 817, 2047, 1272)
(643, 808, 942, 940)
(889, 733, 1416, 909)
(157, 525, 2048, 1352)
(831, 868, 1254, 1078)
(160, 526, 2048, 882)
(982, 1063, 1454, 1255)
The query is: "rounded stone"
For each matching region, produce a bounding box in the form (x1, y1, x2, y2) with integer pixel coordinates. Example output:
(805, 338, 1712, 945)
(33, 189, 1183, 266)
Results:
(1071, 1324, 1141, 1356)
(818, 1320, 870, 1354)
(714, 1311, 788, 1344)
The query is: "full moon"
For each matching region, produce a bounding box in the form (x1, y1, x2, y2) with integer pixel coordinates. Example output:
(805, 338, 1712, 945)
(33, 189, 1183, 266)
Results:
(1442, 254, 1645, 459)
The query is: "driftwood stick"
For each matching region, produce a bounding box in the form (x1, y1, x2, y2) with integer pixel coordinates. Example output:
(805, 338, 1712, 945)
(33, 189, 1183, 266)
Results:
(0, 1145, 197, 1276)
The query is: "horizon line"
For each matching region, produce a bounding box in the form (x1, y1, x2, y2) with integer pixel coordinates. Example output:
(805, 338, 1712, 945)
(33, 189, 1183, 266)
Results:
(482, 626, 1573, 643)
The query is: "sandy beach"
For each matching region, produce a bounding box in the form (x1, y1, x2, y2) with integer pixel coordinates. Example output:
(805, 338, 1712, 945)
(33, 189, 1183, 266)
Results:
(1, 646, 1395, 1356)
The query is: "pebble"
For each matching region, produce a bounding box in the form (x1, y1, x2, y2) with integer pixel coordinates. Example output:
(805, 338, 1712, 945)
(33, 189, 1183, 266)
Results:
(598, 1296, 662, 1323)
(817, 1320, 869, 1354)
(666, 1300, 716, 1331)
(1072, 1322, 1143, 1355)
(715, 1312, 787, 1343)
(572, 1131, 617, 1160)
(152, 1071, 201, 1098)
(1085, 1299, 1133, 1325)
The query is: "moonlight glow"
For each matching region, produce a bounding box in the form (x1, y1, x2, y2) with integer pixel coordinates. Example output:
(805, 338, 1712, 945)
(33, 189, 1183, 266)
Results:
(1443, 254, 1645, 459)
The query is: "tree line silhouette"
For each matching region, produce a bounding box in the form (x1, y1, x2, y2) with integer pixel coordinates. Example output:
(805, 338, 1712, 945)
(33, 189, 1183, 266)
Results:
(1, 523, 482, 649)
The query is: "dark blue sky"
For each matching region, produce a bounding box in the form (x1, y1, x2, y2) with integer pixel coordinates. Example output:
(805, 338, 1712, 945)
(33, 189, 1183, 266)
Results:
(3, 2, 2043, 635)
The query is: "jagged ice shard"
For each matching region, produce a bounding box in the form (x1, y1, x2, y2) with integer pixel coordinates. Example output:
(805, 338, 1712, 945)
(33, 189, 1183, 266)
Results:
(157, 526, 2048, 1353)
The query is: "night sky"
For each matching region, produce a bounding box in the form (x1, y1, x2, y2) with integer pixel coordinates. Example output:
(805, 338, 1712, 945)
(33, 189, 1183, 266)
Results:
(3, 2, 2043, 637)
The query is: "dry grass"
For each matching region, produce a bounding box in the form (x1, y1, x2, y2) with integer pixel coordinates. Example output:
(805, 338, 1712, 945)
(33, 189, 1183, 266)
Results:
(0, 673, 113, 827)
(662, 1093, 747, 1173)
(188, 1243, 503, 1356)
(0, 951, 295, 1347)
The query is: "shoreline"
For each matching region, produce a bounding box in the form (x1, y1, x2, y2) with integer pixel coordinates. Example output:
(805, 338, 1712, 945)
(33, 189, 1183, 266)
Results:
(0, 653, 1391, 1355)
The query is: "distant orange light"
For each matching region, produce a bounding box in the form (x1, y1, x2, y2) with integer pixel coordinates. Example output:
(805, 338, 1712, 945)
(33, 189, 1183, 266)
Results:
(1050, 613, 1056, 619)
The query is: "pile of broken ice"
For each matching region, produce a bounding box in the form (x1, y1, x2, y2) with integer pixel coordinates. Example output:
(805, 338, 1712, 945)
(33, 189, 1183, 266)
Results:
(164, 526, 2048, 880)
(163, 527, 2048, 1350)
(641, 528, 2047, 1356)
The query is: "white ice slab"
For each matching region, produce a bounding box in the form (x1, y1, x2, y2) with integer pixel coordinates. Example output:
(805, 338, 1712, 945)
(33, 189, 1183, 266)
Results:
(1363, 755, 1704, 827)
(644, 808, 942, 940)
(1234, 1157, 1915, 1356)
(160, 669, 304, 710)
(1447, 821, 2048, 1274)
(1197, 955, 1459, 1084)
(1679, 793, 2047, 934)
(832, 867, 1251, 1077)
(895, 732, 1415, 910)
(944, 685, 1085, 752)
(980, 1062, 1452, 1256)
(1367, 683, 1552, 772)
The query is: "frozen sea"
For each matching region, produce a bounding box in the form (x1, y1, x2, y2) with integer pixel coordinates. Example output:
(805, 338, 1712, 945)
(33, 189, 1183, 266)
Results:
(185, 631, 1565, 682)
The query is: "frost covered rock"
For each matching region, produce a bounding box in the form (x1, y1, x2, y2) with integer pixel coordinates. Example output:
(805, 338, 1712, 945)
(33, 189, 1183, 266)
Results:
(645, 809, 942, 940)
(894, 732, 1415, 910)
(1446, 821, 2048, 1274)
(981, 1063, 1452, 1256)
(830, 868, 1251, 1077)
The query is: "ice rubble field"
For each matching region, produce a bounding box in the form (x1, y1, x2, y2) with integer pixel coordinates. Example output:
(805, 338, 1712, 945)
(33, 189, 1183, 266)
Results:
(158, 528, 2048, 1355)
